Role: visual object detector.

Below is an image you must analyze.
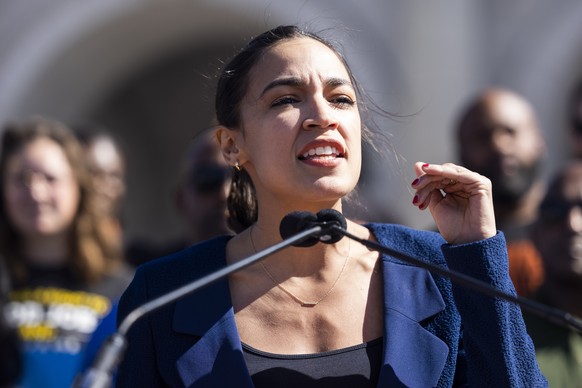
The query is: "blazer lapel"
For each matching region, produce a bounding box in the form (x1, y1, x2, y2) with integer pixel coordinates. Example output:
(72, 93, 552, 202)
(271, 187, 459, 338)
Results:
(168, 229, 449, 387)
(378, 260, 449, 387)
(172, 279, 253, 387)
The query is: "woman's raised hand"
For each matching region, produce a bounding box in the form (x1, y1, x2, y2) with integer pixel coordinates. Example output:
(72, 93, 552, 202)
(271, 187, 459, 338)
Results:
(411, 162, 497, 245)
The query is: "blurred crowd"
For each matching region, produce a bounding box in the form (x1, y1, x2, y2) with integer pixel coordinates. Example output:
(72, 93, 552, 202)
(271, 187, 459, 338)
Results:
(0, 82, 581, 386)
(454, 85, 582, 386)
(0, 117, 234, 387)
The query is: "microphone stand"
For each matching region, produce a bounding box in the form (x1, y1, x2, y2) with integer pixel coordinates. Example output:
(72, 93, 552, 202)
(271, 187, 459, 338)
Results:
(77, 210, 582, 388)
(74, 225, 325, 388)
(330, 225, 582, 334)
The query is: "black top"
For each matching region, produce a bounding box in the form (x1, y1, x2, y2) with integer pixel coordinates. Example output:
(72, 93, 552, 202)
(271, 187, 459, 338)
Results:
(0, 258, 21, 386)
(242, 337, 383, 388)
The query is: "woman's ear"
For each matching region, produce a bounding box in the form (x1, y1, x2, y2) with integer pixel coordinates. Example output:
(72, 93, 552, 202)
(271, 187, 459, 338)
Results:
(215, 126, 247, 167)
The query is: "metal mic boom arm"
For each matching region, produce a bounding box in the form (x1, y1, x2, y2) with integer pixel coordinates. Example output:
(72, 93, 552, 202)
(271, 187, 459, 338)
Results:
(75, 225, 324, 388)
(331, 225, 582, 334)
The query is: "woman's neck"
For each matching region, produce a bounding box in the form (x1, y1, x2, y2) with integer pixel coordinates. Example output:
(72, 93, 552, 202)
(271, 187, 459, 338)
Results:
(22, 234, 69, 266)
(249, 215, 364, 274)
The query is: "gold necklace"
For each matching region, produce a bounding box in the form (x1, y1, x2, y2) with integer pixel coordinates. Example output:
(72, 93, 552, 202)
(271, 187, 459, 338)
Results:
(249, 225, 351, 307)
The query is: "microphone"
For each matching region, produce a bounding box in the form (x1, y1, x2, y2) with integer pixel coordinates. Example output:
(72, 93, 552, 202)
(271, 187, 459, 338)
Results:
(73, 218, 328, 388)
(76, 208, 582, 388)
(281, 209, 582, 334)
(279, 208, 347, 246)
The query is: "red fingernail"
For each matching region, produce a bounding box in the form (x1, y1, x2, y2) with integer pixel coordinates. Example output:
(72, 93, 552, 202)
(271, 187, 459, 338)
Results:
(412, 195, 419, 204)
(419, 202, 426, 210)
(422, 163, 429, 168)
(411, 178, 420, 186)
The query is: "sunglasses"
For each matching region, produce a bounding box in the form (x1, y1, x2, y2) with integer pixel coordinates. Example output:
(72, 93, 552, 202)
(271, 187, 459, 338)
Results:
(539, 200, 582, 224)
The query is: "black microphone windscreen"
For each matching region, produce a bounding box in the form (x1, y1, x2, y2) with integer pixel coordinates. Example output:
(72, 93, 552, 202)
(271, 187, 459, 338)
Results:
(316, 209, 347, 228)
(316, 209, 346, 244)
(279, 211, 320, 247)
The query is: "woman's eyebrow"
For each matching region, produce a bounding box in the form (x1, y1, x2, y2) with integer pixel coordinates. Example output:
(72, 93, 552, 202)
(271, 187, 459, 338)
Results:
(260, 76, 354, 98)
(260, 77, 303, 97)
(325, 77, 353, 90)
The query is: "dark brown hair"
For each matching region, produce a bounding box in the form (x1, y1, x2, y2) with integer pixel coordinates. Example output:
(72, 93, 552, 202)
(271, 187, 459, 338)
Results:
(215, 25, 377, 231)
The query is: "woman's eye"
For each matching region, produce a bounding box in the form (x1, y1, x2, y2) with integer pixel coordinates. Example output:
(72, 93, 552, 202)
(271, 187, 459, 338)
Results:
(330, 96, 356, 108)
(271, 96, 299, 107)
(45, 175, 58, 184)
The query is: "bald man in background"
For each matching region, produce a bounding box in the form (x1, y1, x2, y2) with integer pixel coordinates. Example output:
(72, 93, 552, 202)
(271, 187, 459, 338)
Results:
(456, 87, 546, 296)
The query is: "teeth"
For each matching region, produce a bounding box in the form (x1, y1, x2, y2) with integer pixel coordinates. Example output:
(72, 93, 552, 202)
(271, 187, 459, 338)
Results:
(303, 146, 339, 158)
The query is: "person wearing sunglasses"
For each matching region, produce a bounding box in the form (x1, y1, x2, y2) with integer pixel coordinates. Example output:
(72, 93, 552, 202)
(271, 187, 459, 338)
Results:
(174, 128, 235, 245)
(127, 128, 234, 267)
(525, 161, 582, 386)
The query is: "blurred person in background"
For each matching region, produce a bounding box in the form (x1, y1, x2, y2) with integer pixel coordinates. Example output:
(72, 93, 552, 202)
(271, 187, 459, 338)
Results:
(75, 126, 127, 271)
(127, 128, 234, 266)
(456, 87, 546, 297)
(525, 161, 582, 387)
(74, 125, 130, 377)
(0, 256, 21, 387)
(567, 78, 582, 159)
(0, 117, 133, 388)
(76, 126, 127, 227)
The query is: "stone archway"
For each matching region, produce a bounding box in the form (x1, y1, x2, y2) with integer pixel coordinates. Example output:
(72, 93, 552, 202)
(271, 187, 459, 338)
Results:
(0, 0, 389, 243)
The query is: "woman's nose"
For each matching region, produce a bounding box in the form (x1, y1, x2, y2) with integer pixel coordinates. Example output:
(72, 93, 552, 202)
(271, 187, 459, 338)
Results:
(23, 172, 51, 200)
(302, 98, 339, 131)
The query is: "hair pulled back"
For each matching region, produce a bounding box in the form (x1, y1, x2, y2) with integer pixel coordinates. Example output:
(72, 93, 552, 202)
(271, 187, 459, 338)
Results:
(215, 25, 362, 232)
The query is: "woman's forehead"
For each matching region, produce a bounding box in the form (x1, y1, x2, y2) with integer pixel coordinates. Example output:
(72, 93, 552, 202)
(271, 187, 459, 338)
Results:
(249, 37, 350, 84)
(7, 138, 70, 171)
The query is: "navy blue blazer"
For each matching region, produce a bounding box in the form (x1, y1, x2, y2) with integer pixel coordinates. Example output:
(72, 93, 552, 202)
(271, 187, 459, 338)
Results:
(116, 223, 546, 387)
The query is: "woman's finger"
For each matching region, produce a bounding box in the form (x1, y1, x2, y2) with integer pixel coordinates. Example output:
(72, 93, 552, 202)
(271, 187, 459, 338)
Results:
(411, 162, 488, 207)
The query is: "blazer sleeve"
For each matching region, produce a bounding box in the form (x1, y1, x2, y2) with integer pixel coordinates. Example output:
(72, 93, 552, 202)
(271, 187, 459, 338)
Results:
(442, 232, 547, 387)
(116, 266, 166, 387)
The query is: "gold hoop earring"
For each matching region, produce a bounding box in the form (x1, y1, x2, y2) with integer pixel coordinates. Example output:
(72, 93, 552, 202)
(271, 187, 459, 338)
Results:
(234, 161, 241, 171)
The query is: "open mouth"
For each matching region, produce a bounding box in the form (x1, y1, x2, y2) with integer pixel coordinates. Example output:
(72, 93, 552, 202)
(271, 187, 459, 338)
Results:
(298, 145, 344, 161)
